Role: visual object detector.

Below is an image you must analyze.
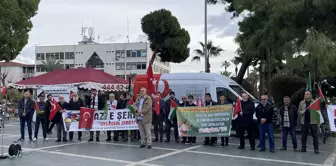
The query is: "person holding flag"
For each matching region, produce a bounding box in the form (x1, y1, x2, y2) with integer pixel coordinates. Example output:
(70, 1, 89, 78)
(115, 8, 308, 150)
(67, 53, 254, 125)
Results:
(152, 92, 165, 142)
(33, 93, 48, 142)
(165, 91, 180, 143)
(55, 96, 70, 142)
(298, 91, 320, 154)
(68, 92, 85, 141)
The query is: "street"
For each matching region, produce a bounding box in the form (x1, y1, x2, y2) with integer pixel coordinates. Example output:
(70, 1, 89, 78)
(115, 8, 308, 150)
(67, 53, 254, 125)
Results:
(0, 122, 336, 166)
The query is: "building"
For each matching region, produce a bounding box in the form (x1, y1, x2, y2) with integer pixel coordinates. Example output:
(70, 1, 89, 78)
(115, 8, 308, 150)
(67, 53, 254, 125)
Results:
(34, 42, 170, 79)
(0, 62, 35, 85)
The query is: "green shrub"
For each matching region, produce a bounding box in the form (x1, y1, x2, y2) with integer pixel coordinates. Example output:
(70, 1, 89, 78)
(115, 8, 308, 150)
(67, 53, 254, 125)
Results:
(270, 75, 306, 106)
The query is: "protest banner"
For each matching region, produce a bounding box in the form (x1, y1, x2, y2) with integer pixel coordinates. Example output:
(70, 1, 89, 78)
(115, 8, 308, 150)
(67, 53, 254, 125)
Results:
(327, 105, 336, 132)
(37, 86, 77, 102)
(62, 109, 138, 131)
(176, 105, 233, 137)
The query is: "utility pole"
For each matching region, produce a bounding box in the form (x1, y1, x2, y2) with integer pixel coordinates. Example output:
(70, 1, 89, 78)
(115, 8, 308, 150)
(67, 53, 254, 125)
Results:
(124, 18, 129, 79)
(204, 0, 208, 73)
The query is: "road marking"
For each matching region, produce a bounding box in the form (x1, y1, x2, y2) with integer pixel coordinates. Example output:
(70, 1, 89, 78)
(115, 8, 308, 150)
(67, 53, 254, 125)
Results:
(323, 149, 336, 166)
(37, 149, 163, 166)
(189, 150, 321, 166)
(92, 142, 179, 151)
(125, 145, 202, 166)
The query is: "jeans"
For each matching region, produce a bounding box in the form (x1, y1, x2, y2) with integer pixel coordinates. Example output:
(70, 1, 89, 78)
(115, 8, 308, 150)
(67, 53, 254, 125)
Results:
(301, 124, 319, 150)
(20, 116, 32, 139)
(166, 118, 178, 141)
(34, 116, 47, 139)
(57, 118, 67, 140)
(282, 127, 297, 149)
(259, 123, 275, 150)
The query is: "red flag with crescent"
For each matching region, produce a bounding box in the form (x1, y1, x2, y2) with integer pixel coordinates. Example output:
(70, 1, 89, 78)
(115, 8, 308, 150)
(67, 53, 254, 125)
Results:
(1, 86, 6, 95)
(79, 107, 95, 129)
(49, 98, 62, 121)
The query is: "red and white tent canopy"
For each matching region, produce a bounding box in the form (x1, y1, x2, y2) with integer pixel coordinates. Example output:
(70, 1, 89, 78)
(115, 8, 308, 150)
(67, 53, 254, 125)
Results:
(11, 68, 128, 91)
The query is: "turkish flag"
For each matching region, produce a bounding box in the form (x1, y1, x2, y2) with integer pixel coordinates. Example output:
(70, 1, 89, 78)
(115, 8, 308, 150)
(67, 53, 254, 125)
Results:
(1, 86, 6, 95)
(155, 93, 160, 115)
(49, 98, 62, 121)
(147, 64, 154, 95)
(233, 97, 242, 120)
(78, 107, 95, 129)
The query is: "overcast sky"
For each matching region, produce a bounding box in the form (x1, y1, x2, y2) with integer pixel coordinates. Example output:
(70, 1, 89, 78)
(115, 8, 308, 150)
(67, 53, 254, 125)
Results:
(15, 0, 241, 74)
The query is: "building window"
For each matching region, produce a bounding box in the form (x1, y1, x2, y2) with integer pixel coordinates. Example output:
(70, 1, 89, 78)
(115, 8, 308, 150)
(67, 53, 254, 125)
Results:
(115, 63, 125, 70)
(55, 52, 60, 59)
(65, 52, 75, 59)
(86, 52, 104, 68)
(137, 50, 141, 57)
(116, 75, 125, 79)
(60, 52, 64, 59)
(132, 51, 136, 57)
(36, 65, 46, 72)
(36, 53, 45, 60)
(65, 64, 74, 69)
(141, 50, 147, 57)
(46, 53, 50, 59)
(126, 63, 131, 70)
(126, 50, 131, 57)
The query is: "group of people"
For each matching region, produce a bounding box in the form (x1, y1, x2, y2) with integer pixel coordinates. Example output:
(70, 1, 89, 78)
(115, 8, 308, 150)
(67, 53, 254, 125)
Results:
(17, 87, 320, 154)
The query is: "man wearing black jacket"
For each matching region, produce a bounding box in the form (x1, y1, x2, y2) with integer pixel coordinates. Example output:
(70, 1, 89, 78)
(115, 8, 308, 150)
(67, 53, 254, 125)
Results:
(18, 91, 35, 141)
(279, 96, 298, 151)
(87, 89, 104, 142)
(34, 94, 49, 142)
(218, 94, 231, 147)
(68, 92, 85, 141)
(186, 95, 197, 144)
(204, 93, 217, 146)
(55, 96, 70, 142)
(236, 93, 256, 150)
(256, 95, 275, 153)
(165, 91, 179, 143)
(117, 93, 128, 141)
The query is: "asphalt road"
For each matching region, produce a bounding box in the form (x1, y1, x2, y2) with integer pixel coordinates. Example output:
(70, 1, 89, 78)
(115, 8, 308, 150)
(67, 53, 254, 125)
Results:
(0, 122, 335, 166)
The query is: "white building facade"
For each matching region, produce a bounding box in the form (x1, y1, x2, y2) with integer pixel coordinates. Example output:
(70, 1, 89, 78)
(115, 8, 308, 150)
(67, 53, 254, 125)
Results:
(35, 42, 170, 79)
(0, 62, 35, 85)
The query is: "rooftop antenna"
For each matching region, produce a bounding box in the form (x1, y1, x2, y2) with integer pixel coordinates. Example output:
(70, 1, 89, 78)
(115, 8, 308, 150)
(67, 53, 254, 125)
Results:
(127, 18, 130, 43)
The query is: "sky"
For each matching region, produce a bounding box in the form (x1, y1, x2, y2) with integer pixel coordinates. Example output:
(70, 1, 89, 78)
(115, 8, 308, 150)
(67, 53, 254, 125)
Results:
(15, 0, 241, 74)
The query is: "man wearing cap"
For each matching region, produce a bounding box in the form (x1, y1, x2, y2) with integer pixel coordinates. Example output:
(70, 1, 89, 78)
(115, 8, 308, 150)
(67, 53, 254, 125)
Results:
(68, 92, 85, 141)
(18, 91, 35, 141)
(33, 93, 48, 141)
(87, 89, 104, 142)
(165, 91, 180, 143)
(106, 93, 118, 141)
(204, 93, 217, 146)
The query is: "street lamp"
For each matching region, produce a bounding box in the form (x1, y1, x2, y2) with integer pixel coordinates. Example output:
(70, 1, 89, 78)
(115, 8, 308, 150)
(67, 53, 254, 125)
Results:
(204, 0, 208, 73)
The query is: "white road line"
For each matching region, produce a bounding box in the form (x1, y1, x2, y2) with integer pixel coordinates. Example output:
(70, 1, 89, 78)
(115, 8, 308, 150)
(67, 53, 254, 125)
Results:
(37, 149, 163, 166)
(92, 142, 178, 151)
(126, 145, 202, 166)
(322, 149, 336, 166)
(189, 151, 321, 166)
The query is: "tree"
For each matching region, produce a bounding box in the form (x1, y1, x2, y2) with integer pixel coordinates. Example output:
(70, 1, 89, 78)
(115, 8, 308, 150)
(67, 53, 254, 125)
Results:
(41, 58, 64, 72)
(221, 60, 230, 72)
(220, 71, 232, 77)
(0, 0, 40, 61)
(246, 67, 259, 91)
(192, 41, 224, 72)
(0, 71, 8, 86)
(141, 9, 191, 65)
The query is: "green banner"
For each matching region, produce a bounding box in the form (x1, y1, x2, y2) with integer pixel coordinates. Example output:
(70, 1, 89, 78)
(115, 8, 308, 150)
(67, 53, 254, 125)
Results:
(176, 105, 233, 137)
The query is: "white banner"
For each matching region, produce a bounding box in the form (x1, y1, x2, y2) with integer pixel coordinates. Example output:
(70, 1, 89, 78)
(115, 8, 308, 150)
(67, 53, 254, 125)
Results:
(37, 86, 77, 102)
(62, 109, 138, 131)
(327, 105, 336, 132)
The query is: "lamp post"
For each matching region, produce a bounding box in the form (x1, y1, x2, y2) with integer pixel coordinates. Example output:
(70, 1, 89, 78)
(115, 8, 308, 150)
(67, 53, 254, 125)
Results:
(204, 0, 208, 73)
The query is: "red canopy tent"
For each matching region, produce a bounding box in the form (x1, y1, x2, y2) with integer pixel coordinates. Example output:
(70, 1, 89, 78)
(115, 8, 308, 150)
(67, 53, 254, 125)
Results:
(11, 68, 128, 91)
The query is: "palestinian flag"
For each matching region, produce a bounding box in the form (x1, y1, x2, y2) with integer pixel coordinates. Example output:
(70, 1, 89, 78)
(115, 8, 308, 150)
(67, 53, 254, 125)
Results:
(34, 101, 40, 115)
(307, 97, 324, 124)
(317, 85, 325, 103)
(168, 99, 178, 122)
(128, 98, 136, 115)
(306, 72, 312, 91)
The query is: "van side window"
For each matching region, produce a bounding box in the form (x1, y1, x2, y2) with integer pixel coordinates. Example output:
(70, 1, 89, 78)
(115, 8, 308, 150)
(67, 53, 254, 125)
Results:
(216, 87, 235, 104)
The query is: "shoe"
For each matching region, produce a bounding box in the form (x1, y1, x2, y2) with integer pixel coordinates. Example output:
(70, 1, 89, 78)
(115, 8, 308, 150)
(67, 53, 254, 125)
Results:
(203, 142, 209, 146)
(259, 148, 266, 152)
(29, 138, 33, 141)
(153, 138, 158, 142)
(55, 139, 61, 142)
(257, 144, 261, 148)
(139, 144, 146, 148)
(33, 137, 37, 142)
(175, 140, 179, 143)
(299, 149, 306, 152)
(147, 145, 152, 149)
(78, 137, 82, 141)
(270, 149, 275, 153)
(96, 138, 100, 142)
(314, 149, 319, 154)
(113, 138, 119, 142)
(181, 141, 186, 144)
(251, 147, 255, 151)
(293, 148, 298, 152)
(44, 138, 48, 141)
(220, 143, 224, 147)
(192, 141, 196, 144)
(88, 138, 94, 142)
(165, 140, 170, 143)
(238, 146, 244, 149)
(69, 139, 73, 142)
(160, 139, 163, 142)
(63, 139, 68, 142)
(18, 138, 24, 141)
(185, 141, 191, 145)
(106, 138, 112, 142)
(280, 147, 287, 150)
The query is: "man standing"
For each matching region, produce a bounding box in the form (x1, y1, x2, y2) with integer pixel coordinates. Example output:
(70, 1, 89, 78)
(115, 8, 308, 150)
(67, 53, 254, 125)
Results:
(298, 91, 319, 154)
(165, 91, 179, 143)
(55, 96, 70, 142)
(87, 89, 104, 142)
(34, 93, 48, 142)
(18, 91, 34, 141)
(133, 87, 153, 149)
(256, 95, 275, 153)
(236, 93, 256, 151)
(279, 96, 298, 151)
(68, 92, 85, 141)
(117, 93, 128, 141)
(179, 96, 189, 144)
(218, 94, 231, 147)
(153, 92, 165, 142)
(186, 95, 196, 144)
(106, 93, 118, 141)
(204, 93, 217, 146)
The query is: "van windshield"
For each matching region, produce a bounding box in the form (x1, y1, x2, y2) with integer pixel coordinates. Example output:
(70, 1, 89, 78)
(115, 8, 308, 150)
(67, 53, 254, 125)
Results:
(229, 85, 258, 102)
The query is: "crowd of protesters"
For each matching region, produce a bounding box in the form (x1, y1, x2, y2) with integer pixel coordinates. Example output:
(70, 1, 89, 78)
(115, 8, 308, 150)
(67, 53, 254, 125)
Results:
(17, 87, 320, 154)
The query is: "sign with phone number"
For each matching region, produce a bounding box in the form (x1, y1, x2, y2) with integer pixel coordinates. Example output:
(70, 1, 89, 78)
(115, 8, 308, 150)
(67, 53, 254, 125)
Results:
(102, 84, 128, 91)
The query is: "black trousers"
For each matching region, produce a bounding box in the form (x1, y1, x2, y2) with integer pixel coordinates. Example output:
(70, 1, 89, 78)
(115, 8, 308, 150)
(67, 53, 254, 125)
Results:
(301, 124, 319, 150)
(90, 131, 100, 139)
(221, 137, 229, 145)
(204, 137, 217, 144)
(153, 113, 164, 140)
(183, 137, 196, 143)
(34, 116, 47, 139)
(69, 131, 82, 140)
(237, 124, 255, 148)
(106, 130, 121, 140)
(48, 121, 56, 132)
(166, 118, 178, 141)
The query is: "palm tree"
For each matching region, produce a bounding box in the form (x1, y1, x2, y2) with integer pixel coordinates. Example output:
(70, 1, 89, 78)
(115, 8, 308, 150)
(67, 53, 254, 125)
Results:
(221, 60, 231, 72)
(41, 58, 64, 72)
(220, 71, 232, 77)
(230, 58, 240, 76)
(192, 40, 224, 73)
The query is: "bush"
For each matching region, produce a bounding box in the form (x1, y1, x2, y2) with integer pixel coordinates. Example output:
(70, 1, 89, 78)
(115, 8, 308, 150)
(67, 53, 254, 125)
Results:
(270, 75, 306, 106)
(290, 88, 305, 107)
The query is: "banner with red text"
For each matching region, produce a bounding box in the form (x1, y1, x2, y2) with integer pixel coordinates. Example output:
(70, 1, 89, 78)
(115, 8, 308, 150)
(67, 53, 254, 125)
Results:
(62, 109, 138, 131)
